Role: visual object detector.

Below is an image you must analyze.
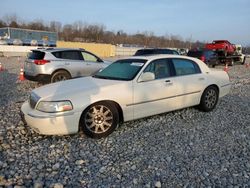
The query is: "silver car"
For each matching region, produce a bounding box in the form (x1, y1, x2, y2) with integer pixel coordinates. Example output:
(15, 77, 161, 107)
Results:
(24, 48, 110, 83)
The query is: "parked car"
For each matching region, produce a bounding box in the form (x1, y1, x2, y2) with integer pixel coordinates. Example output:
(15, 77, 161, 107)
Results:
(134, 48, 179, 56)
(178, 48, 188, 55)
(13, 39, 23, 46)
(6, 39, 14, 45)
(0, 40, 7, 45)
(30, 40, 38, 46)
(48, 41, 56, 47)
(205, 40, 236, 56)
(21, 55, 231, 138)
(187, 49, 219, 67)
(24, 48, 110, 83)
(23, 39, 31, 46)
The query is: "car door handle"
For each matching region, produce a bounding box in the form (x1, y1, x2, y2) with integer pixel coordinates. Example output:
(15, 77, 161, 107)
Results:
(165, 80, 173, 85)
(65, 63, 70, 65)
(198, 77, 205, 81)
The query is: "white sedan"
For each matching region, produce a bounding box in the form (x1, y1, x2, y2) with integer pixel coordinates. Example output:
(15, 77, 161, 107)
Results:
(21, 55, 231, 138)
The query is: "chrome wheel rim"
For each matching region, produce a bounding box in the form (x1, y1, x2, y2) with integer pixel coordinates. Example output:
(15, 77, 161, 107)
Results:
(54, 74, 67, 82)
(85, 105, 113, 134)
(204, 89, 217, 109)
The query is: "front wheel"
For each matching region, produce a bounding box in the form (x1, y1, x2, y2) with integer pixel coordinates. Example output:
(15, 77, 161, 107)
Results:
(198, 86, 219, 112)
(80, 102, 119, 138)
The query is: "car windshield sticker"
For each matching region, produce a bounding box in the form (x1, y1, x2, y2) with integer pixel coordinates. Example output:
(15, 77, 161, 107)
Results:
(131, 62, 144, 66)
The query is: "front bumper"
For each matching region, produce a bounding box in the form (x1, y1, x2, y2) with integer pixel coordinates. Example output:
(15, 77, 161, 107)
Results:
(20, 101, 81, 135)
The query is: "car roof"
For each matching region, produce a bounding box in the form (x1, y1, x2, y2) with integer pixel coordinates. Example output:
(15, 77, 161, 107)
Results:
(119, 54, 211, 72)
(32, 48, 85, 53)
(136, 48, 177, 51)
(124, 54, 190, 61)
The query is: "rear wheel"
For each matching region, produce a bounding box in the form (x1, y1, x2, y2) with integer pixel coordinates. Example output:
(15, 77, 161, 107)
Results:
(242, 56, 246, 65)
(199, 86, 219, 112)
(51, 70, 71, 83)
(80, 102, 119, 138)
(224, 48, 228, 57)
(228, 59, 234, 66)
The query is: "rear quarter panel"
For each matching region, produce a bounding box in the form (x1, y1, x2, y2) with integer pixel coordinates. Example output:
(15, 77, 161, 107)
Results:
(41, 60, 69, 75)
(205, 69, 231, 97)
(192, 58, 230, 98)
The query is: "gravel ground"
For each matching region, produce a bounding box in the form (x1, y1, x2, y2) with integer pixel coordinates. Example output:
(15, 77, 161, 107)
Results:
(0, 57, 250, 187)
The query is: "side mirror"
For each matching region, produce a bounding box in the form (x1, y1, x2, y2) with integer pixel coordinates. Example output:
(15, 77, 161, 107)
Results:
(138, 72, 155, 82)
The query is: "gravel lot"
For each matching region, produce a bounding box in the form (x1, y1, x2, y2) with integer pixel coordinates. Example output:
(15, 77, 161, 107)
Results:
(0, 56, 250, 187)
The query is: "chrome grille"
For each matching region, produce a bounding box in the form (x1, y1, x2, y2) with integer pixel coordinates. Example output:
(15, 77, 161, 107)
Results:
(29, 92, 40, 109)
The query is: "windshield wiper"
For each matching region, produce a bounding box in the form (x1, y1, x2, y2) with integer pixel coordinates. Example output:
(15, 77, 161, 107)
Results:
(92, 75, 115, 80)
(93, 75, 129, 81)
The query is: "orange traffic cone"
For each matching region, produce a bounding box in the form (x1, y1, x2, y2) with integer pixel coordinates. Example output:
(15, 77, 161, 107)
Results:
(223, 64, 229, 72)
(19, 68, 25, 81)
(0, 63, 3, 71)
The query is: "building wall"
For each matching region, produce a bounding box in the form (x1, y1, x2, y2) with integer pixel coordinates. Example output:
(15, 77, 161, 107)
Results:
(0, 27, 57, 41)
(57, 41, 115, 57)
(0, 42, 145, 57)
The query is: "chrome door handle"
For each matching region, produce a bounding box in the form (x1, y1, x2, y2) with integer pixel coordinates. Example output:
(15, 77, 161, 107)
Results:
(165, 80, 173, 85)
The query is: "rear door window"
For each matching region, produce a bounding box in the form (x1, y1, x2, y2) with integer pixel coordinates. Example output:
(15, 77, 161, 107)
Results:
(171, 58, 201, 76)
(28, 51, 45, 60)
(52, 51, 83, 60)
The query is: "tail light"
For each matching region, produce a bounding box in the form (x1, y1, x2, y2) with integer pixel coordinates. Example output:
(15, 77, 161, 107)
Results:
(34, 59, 50, 65)
(200, 55, 206, 62)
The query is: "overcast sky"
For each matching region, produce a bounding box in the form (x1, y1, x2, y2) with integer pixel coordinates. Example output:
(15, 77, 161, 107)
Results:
(1, 0, 250, 46)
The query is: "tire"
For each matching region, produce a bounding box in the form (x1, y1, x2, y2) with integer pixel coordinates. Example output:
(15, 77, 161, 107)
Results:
(198, 86, 219, 112)
(80, 102, 119, 138)
(224, 48, 228, 57)
(228, 59, 234, 66)
(242, 56, 246, 65)
(51, 70, 71, 83)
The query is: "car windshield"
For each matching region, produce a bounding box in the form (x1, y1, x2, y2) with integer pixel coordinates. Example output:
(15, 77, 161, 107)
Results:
(134, 49, 175, 56)
(213, 40, 226, 44)
(187, 51, 203, 57)
(94, 59, 147, 81)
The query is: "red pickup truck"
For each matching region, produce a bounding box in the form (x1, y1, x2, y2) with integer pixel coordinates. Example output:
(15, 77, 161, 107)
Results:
(205, 40, 236, 56)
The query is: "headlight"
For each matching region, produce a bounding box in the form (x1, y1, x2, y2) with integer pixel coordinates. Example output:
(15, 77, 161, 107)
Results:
(36, 101, 73, 113)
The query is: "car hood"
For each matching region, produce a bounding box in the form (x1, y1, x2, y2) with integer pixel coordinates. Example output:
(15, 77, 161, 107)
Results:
(32, 76, 125, 100)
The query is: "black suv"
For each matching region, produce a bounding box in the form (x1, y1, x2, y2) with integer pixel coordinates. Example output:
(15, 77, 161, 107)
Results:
(187, 49, 218, 67)
(134, 48, 179, 56)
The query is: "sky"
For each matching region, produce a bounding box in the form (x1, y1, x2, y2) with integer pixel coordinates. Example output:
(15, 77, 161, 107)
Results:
(1, 0, 250, 46)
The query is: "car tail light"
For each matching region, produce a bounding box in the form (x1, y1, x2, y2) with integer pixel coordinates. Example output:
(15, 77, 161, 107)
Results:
(200, 55, 206, 62)
(34, 59, 50, 65)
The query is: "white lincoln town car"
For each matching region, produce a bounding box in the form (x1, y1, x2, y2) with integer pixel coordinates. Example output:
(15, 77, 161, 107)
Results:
(21, 55, 231, 138)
